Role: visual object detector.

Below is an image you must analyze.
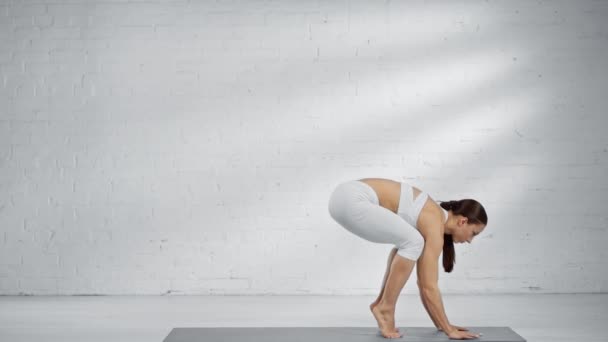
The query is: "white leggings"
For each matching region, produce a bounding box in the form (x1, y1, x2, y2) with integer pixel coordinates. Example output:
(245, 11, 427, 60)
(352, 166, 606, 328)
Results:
(328, 180, 425, 261)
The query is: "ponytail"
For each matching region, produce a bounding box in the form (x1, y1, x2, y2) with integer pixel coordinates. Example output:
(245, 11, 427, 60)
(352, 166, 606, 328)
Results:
(439, 201, 458, 273)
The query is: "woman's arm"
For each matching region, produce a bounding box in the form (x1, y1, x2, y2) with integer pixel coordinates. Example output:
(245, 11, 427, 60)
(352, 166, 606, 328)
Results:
(416, 227, 455, 335)
(418, 287, 441, 329)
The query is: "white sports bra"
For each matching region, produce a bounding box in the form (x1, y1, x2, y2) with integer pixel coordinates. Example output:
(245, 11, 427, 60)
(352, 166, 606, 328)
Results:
(396, 183, 429, 228)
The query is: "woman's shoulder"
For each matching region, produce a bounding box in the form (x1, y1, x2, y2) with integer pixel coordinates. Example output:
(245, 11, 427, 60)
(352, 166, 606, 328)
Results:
(417, 198, 446, 238)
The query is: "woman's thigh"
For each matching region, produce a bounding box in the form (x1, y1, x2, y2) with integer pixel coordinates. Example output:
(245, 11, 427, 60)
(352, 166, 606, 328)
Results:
(329, 180, 421, 246)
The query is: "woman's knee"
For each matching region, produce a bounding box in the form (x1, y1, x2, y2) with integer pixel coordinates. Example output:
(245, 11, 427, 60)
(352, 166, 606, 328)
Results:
(396, 234, 424, 261)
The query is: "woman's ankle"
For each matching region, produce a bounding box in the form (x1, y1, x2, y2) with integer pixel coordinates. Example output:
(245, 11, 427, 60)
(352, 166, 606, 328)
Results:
(376, 300, 395, 312)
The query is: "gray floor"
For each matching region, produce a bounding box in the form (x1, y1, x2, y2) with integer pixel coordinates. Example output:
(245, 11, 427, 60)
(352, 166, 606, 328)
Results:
(0, 294, 605, 342)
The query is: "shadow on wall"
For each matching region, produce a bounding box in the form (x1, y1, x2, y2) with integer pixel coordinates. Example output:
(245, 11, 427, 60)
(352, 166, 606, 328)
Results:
(5, 1, 607, 294)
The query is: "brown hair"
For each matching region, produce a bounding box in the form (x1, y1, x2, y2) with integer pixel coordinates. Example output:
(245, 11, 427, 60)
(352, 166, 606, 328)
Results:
(439, 199, 488, 273)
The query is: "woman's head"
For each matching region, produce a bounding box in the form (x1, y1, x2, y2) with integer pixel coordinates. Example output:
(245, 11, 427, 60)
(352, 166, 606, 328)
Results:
(439, 199, 488, 273)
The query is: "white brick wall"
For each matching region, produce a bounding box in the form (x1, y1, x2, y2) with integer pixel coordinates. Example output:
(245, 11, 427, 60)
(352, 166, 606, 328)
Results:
(1, 0, 607, 295)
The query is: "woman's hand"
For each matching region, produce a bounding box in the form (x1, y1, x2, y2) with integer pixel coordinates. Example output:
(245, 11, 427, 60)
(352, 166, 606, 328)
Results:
(438, 325, 469, 332)
(437, 325, 482, 339)
(447, 329, 481, 339)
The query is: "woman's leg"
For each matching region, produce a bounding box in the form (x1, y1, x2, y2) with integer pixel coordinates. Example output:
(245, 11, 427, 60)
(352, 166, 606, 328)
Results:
(378, 253, 417, 309)
(371, 253, 417, 338)
(371, 247, 398, 308)
(328, 180, 422, 338)
(370, 247, 400, 333)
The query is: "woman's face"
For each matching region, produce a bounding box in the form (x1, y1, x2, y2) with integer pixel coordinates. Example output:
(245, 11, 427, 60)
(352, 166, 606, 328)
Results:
(453, 216, 485, 244)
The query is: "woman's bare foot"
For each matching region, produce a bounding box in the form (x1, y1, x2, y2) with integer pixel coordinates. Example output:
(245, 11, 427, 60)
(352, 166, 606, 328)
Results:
(371, 303, 401, 338)
(370, 301, 400, 333)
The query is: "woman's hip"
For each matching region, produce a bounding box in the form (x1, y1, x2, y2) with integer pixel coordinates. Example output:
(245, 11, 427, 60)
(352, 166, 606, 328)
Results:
(328, 180, 379, 221)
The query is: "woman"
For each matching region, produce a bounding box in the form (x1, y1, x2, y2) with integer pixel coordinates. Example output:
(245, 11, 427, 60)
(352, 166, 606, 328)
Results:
(328, 178, 487, 340)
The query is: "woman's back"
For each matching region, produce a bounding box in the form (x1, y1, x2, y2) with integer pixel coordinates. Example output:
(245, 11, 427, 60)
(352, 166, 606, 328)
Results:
(358, 178, 424, 213)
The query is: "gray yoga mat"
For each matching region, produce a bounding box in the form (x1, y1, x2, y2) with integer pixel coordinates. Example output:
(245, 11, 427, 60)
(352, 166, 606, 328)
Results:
(163, 326, 526, 342)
